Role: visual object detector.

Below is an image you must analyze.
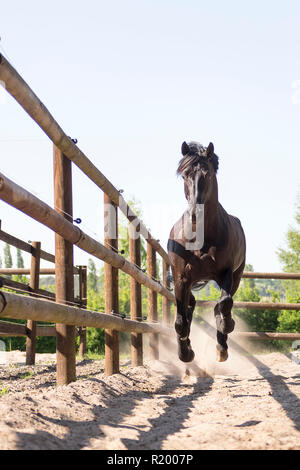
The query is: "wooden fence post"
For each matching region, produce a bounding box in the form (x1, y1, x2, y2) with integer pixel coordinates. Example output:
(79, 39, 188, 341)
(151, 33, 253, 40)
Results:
(54, 145, 76, 385)
(129, 223, 143, 366)
(25, 241, 41, 365)
(104, 194, 119, 375)
(162, 260, 171, 325)
(147, 243, 159, 359)
(78, 265, 87, 358)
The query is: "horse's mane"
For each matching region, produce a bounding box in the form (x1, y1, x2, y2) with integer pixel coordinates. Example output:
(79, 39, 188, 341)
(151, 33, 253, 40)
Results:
(176, 142, 219, 176)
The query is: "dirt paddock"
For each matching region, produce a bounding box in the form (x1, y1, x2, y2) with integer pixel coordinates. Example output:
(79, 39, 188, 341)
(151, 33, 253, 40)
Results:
(0, 327, 300, 450)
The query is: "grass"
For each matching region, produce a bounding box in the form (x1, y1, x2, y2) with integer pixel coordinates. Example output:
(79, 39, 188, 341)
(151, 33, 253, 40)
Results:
(20, 370, 35, 379)
(77, 352, 105, 361)
(77, 352, 131, 361)
(0, 387, 9, 396)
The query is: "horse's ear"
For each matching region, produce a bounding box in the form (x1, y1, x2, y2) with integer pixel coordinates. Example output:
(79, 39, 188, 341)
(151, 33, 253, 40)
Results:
(206, 142, 214, 157)
(181, 141, 190, 156)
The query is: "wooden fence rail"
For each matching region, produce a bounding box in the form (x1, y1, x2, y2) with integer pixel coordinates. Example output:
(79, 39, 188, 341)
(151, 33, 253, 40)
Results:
(0, 228, 56, 265)
(231, 332, 300, 341)
(242, 272, 300, 280)
(0, 320, 59, 337)
(0, 291, 173, 337)
(0, 276, 55, 300)
(196, 300, 300, 310)
(0, 268, 77, 275)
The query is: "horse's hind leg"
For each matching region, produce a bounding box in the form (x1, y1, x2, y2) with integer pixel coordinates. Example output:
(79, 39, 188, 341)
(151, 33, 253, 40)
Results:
(215, 263, 245, 362)
(215, 269, 235, 334)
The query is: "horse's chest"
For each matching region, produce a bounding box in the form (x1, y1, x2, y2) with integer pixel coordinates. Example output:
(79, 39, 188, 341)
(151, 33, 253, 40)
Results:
(186, 253, 217, 281)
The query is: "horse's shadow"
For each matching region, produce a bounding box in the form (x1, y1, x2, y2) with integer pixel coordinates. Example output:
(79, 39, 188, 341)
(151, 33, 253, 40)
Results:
(121, 375, 213, 450)
(224, 324, 300, 431)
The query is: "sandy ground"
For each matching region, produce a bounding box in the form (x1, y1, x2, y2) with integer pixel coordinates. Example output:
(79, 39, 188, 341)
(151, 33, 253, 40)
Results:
(0, 323, 300, 450)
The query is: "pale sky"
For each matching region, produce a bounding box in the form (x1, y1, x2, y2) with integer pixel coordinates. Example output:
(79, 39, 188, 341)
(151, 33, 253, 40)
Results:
(0, 0, 299, 273)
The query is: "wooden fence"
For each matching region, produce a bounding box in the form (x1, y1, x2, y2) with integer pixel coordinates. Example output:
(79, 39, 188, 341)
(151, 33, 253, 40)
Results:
(0, 52, 299, 386)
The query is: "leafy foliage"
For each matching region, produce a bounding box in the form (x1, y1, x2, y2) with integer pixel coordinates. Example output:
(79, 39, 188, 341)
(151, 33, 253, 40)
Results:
(16, 249, 24, 268)
(3, 243, 12, 269)
(276, 199, 300, 334)
(277, 200, 300, 273)
(13, 248, 28, 285)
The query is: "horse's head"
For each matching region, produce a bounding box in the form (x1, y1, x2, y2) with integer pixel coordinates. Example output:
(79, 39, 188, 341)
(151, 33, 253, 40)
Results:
(177, 141, 219, 211)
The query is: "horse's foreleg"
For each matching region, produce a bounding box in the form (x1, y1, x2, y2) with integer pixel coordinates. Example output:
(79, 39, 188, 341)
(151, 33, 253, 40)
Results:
(174, 281, 195, 363)
(215, 269, 235, 334)
(215, 269, 234, 362)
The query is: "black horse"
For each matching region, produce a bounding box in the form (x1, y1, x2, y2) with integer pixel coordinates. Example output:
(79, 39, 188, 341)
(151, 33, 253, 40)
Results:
(168, 141, 246, 363)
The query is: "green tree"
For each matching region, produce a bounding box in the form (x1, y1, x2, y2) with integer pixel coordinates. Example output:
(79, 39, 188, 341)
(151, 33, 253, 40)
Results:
(16, 248, 24, 268)
(198, 282, 222, 301)
(276, 199, 300, 333)
(85, 259, 105, 353)
(118, 197, 147, 271)
(277, 200, 300, 274)
(87, 258, 98, 292)
(4, 243, 12, 268)
(13, 248, 29, 284)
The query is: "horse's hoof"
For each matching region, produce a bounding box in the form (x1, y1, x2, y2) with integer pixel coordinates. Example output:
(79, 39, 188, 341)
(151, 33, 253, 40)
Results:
(178, 339, 195, 363)
(177, 336, 195, 363)
(216, 347, 228, 362)
(179, 348, 195, 363)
